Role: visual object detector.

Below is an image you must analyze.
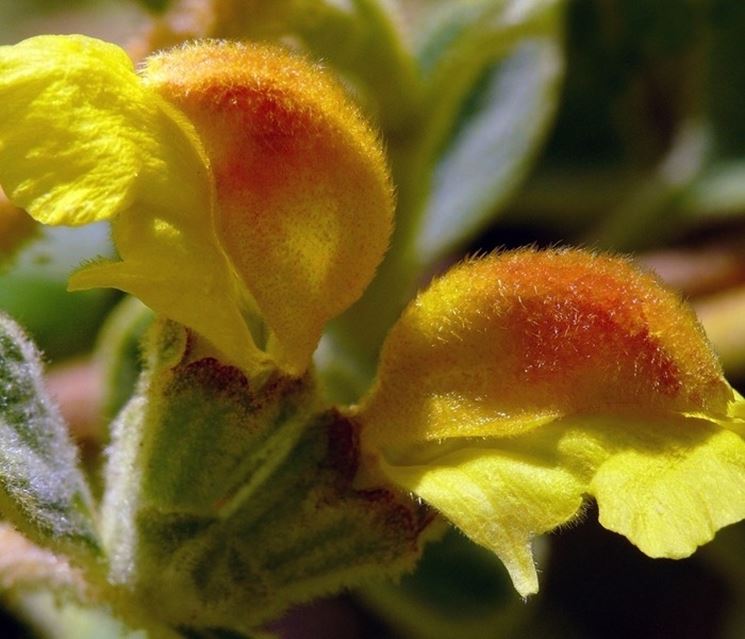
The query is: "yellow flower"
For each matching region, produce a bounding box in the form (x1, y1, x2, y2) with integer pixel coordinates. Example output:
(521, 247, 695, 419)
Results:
(3, 35, 745, 601)
(355, 248, 745, 597)
(0, 35, 393, 375)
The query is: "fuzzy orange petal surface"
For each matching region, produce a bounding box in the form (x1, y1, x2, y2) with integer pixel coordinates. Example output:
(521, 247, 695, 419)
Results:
(143, 41, 394, 374)
(361, 248, 734, 450)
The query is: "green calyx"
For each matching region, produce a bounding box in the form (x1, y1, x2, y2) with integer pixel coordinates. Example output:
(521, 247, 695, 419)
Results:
(100, 319, 434, 634)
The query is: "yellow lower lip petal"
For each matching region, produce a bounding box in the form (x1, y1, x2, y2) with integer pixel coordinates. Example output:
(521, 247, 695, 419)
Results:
(375, 413, 745, 597)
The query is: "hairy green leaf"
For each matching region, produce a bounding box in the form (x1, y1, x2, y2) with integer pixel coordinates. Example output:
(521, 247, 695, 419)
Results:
(0, 313, 100, 561)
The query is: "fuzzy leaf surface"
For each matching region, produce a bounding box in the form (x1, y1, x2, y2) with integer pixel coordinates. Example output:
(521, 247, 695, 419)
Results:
(0, 314, 99, 561)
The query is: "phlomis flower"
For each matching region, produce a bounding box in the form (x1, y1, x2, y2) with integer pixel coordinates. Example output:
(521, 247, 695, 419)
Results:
(1, 36, 745, 599)
(0, 35, 393, 374)
(355, 249, 745, 596)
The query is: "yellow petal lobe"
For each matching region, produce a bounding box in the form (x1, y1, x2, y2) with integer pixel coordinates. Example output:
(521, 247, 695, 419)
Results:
(143, 41, 394, 373)
(0, 36, 159, 225)
(357, 248, 745, 595)
(380, 444, 584, 597)
(581, 418, 745, 558)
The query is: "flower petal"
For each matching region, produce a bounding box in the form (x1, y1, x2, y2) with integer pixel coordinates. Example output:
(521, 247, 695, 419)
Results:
(379, 443, 584, 597)
(361, 249, 734, 451)
(580, 417, 745, 558)
(144, 41, 395, 374)
(67, 104, 266, 372)
(377, 415, 745, 596)
(69, 259, 264, 374)
(0, 36, 163, 225)
(0, 35, 268, 372)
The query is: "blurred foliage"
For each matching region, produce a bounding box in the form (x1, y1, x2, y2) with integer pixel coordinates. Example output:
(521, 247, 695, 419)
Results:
(0, 226, 118, 361)
(361, 531, 528, 639)
(502, 0, 745, 251)
(134, 0, 170, 13)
